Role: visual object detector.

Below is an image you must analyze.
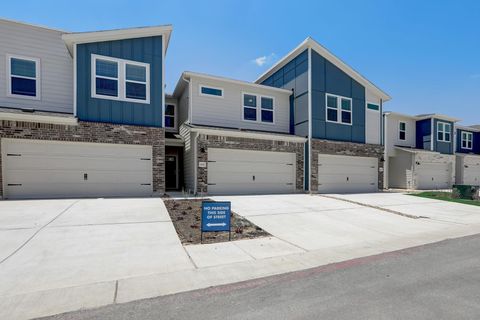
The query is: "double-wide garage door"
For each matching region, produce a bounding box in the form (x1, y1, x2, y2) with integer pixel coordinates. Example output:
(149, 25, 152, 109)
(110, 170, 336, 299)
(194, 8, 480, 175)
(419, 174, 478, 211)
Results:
(317, 154, 378, 193)
(207, 148, 296, 195)
(1, 139, 153, 199)
(416, 162, 451, 190)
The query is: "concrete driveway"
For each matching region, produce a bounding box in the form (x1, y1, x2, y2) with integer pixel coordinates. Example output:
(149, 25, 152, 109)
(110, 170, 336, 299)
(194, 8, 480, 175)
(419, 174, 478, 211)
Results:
(212, 193, 480, 252)
(0, 198, 194, 298)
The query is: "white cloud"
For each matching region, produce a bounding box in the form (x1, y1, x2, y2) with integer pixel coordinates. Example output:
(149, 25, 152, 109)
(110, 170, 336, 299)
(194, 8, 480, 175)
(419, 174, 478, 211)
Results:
(252, 53, 276, 67)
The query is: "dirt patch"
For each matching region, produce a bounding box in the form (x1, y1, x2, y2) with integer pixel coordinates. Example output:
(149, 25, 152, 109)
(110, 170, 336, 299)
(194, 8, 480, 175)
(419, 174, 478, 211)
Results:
(164, 199, 270, 245)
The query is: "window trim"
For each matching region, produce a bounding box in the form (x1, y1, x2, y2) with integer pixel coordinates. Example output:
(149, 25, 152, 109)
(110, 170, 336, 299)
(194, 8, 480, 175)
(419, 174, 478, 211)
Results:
(164, 102, 177, 131)
(461, 131, 473, 150)
(325, 93, 352, 126)
(199, 84, 224, 98)
(436, 121, 451, 143)
(91, 54, 150, 104)
(241, 92, 275, 124)
(6, 54, 41, 100)
(399, 121, 407, 141)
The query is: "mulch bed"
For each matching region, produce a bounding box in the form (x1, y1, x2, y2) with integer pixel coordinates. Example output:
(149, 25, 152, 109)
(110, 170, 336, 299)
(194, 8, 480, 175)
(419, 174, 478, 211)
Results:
(163, 198, 270, 245)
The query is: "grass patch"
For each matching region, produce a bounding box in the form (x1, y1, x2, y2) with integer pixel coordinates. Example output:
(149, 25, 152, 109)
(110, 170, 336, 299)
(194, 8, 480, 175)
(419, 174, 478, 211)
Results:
(411, 191, 480, 207)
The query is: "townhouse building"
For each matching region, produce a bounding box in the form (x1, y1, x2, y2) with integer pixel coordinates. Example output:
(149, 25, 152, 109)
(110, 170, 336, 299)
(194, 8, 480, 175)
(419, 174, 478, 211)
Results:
(383, 112, 459, 190)
(0, 19, 393, 198)
(455, 125, 480, 186)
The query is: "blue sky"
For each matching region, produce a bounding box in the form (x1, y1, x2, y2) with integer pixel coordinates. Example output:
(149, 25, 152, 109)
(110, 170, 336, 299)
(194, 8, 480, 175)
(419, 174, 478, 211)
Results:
(2, 0, 479, 124)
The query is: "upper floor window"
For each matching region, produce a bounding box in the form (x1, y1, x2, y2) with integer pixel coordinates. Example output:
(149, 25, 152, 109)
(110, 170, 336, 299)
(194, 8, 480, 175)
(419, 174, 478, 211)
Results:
(165, 104, 176, 129)
(461, 131, 473, 149)
(437, 121, 451, 142)
(199, 85, 223, 98)
(91, 54, 150, 104)
(399, 122, 406, 141)
(242, 93, 275, 123)
(326, 94, 352, 125)
(367, 103, 380, 111)
(7, 55, 40, 99)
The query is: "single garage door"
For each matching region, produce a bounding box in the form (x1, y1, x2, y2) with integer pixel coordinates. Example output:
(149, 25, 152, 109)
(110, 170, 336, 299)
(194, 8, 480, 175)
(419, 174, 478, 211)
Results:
(207, 148, 296, 195)
(416, 162, 451, 190)
(317, 154, 378, 193)
(464, 157, 480, 186)
(1, 139, 153, 199)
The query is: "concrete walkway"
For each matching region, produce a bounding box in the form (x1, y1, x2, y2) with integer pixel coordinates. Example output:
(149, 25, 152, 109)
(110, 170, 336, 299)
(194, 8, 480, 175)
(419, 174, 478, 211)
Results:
(1, 193, 480, 319)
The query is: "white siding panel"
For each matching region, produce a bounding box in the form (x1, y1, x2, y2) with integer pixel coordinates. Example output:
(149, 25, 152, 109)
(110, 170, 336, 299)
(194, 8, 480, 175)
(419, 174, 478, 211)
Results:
(179, 125, 195, 193)
(0, 20, 73, 113)
(385, 114, 416, 156)
(190, 76, 290, 133)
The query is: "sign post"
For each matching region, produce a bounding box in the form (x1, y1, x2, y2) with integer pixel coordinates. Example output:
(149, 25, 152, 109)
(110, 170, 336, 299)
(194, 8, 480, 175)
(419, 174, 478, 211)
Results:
(201, 201, 231, 243)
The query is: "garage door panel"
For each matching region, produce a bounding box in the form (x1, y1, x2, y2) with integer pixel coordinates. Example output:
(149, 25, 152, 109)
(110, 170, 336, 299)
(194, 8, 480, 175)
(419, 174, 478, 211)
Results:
(2, 139, 153, 199)
(463, 157, 480, 185)
(207, 148, 296, 195)
(416, 161, 451, 189)
(317, 154, 378, 193)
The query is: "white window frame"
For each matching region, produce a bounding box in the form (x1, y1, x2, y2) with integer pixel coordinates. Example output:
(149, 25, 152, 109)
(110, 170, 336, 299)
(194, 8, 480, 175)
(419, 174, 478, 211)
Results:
(325, 93, 352, 126)
(199, 84, 224, 98)
(437, 121, 451, 143)
(91, 54, 150, 104)
(241, 92, 275, 124)
(366, 102, 380, 112)
(164, 103, 177, 131)
(6, 54, 41, 100)
(461, 131, 473, 150)
(399, 121, 407, 141)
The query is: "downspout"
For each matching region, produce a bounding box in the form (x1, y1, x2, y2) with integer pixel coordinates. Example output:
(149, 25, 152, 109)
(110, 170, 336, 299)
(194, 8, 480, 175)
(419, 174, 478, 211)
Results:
(307, 47, 313, 194)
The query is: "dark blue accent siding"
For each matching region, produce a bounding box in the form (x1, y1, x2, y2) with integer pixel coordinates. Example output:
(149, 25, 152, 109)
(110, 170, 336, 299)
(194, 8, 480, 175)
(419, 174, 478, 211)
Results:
(76, 36, 163, 127)
(311, 51, 365, 143)
(416, 119, 432, 150)
(456, 128, 480, 154)
(433, 119, 454, 154)
(261, 49, 308, 137)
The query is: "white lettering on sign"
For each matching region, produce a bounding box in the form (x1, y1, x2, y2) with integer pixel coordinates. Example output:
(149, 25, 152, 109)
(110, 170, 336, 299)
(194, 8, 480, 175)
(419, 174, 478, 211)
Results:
(199, 162, 207, 168)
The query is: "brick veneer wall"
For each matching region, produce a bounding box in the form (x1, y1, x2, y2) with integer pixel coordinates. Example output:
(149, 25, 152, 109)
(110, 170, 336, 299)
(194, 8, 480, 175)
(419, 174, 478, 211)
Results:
(195, 134, 305, 194)
(0, 120, 165, 198)
(310, 138, 384, 192)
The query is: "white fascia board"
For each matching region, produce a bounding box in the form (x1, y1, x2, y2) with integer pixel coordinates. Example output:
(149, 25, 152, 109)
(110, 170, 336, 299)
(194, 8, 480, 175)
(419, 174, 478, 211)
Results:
(415, 113, 461, 123)
(0, 112, 78, 125)
(255, 37, 391, 101)
(183, 72, 292, 95)
(62, 25, 173, 55)
(188, 127, 307, 143)
(0, 18, 67, 33)
(456, 124, 480, 132)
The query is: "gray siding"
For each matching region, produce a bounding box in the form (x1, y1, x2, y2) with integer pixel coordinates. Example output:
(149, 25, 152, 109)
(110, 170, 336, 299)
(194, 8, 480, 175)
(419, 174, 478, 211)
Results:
(76, 36, 163, 127)
(179, 124, 195, 193)
(433, 118, 454, 154)
(0, 20, 73, 113)
(178, 83, 189, 125)
(190, 76, 290, 133)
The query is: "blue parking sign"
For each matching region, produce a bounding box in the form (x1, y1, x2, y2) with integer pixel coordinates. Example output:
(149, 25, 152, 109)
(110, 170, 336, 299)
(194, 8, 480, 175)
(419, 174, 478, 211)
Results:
(201, 201, 231, 232)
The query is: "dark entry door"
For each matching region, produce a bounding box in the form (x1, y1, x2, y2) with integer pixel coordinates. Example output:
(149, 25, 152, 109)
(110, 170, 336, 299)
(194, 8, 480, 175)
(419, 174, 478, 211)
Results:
(165, 155, 178, 189)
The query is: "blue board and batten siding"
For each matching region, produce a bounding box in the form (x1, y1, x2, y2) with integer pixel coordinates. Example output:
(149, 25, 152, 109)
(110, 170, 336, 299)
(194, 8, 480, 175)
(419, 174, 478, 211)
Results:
(433, 119, 454, 154)
(415, 118, 455, 154)
(261, 50, 308, 136)
(310, 51, 365, 143)
(261, 49, 366, 143)
(76, 36, 163, 127)
(456, 128, 480, 154)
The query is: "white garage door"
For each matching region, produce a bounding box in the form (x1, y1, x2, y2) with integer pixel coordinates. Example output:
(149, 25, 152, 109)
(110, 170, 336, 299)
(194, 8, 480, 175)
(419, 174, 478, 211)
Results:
(207, 148, 296, 195)
(1, 139, 153, 199)
(317, 154, 378, 193)
(416, 162, 451, 190)
(464, 157, 480, 186)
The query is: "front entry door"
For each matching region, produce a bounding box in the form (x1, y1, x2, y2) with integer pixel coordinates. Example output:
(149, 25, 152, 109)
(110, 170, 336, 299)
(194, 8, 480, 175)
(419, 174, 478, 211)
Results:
(165, 155, 178, 189)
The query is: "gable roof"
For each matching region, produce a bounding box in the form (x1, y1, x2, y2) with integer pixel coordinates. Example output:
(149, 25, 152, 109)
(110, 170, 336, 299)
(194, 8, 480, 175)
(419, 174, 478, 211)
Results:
(255, 37, 391, 101)
(62, 24, 172, 55)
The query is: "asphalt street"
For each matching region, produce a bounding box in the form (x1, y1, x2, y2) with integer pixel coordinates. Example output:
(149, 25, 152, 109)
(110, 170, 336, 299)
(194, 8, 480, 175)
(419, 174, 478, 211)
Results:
(40, 234, 480, 320)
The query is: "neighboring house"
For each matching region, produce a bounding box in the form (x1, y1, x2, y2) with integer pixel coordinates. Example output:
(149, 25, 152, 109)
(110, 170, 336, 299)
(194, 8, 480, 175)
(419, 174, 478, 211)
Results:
(0, 19, 171, 199)
(170, 72, 306, 195)
(383, 112, 459, 190)
(256, 37, 390, 193)
(455, 125, 480, 186)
